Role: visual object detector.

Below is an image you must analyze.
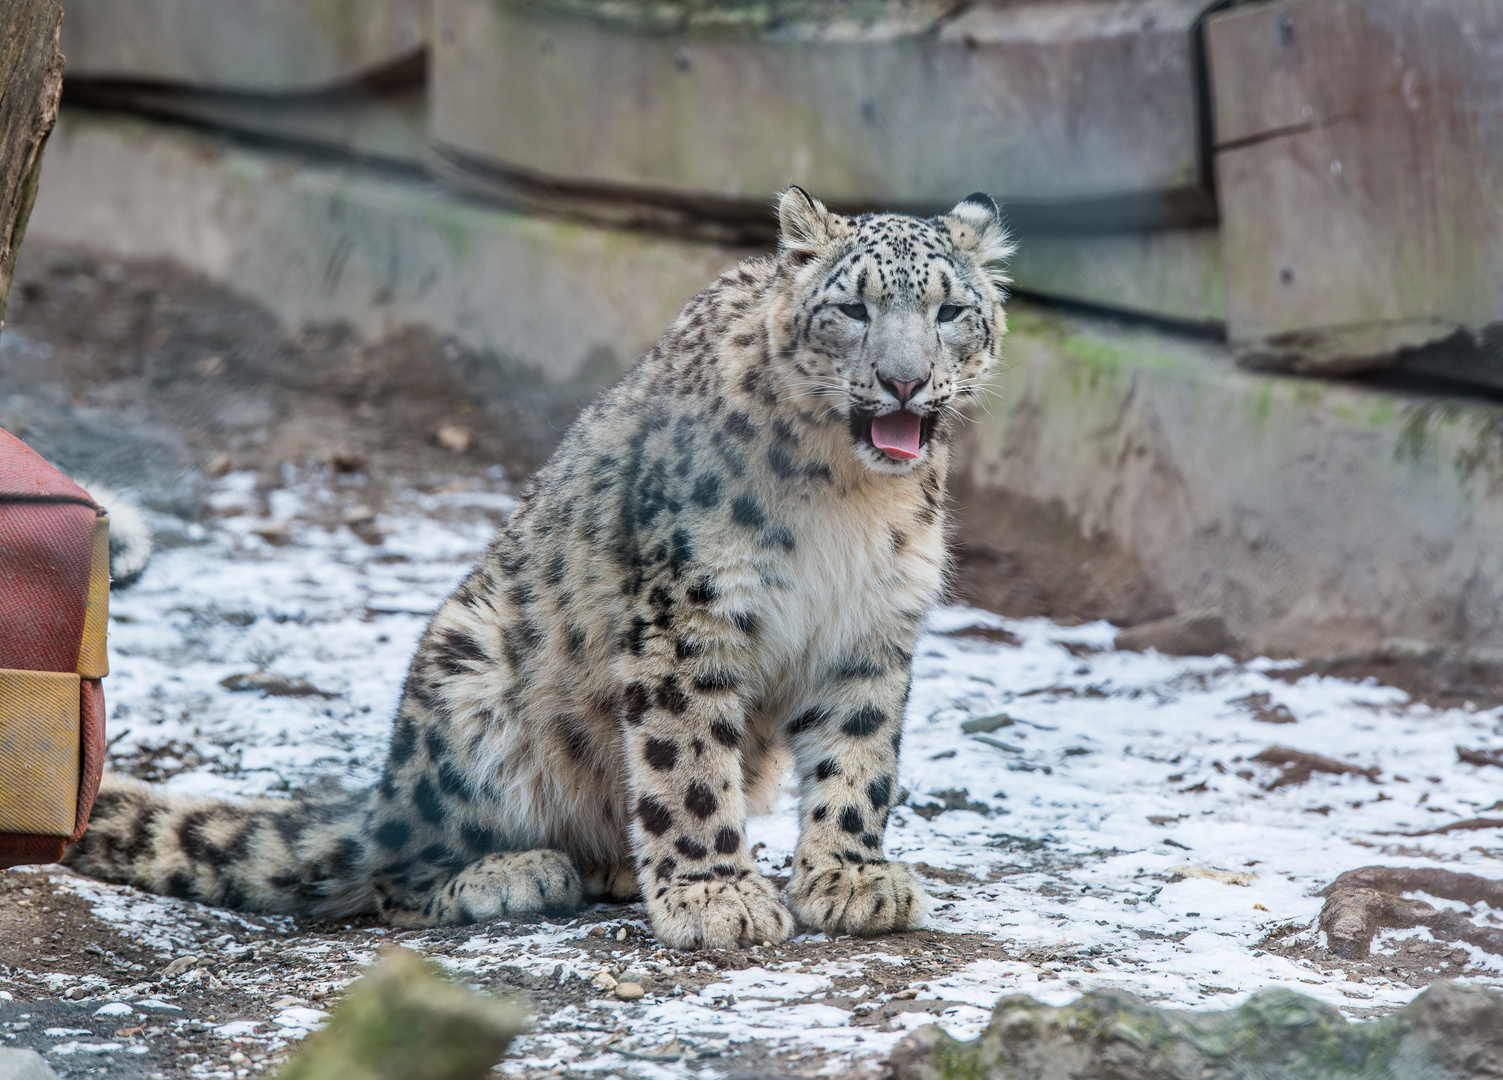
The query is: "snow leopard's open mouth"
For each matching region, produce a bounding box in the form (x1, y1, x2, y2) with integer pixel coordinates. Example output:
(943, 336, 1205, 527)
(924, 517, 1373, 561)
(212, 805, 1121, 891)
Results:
(849, 408, 936, 462)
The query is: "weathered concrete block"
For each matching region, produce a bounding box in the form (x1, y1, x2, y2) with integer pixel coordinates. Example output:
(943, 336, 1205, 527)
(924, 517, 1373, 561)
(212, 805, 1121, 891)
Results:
(431, 0, 1219, 228)
(59, 0, 426, 92)
(955, 305, 1503, 657)
(1208, 0, 1503, 373)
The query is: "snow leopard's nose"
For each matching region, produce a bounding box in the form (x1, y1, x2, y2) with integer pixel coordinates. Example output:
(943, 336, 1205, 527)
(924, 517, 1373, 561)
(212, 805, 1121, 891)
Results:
(881, 376, 925, 405)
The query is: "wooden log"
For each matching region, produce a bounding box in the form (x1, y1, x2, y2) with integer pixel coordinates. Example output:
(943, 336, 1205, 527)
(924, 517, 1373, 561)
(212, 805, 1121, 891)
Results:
(0, 0, 63, 329)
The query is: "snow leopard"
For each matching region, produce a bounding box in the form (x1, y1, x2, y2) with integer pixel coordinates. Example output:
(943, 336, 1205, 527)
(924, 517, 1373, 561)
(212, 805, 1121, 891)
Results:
(67, 188, 1013, 949)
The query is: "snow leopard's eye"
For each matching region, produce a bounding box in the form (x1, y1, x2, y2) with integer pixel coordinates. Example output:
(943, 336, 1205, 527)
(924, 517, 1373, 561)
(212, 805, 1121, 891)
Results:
(838, 303, 869, 322)
(936, 304, 962, 323)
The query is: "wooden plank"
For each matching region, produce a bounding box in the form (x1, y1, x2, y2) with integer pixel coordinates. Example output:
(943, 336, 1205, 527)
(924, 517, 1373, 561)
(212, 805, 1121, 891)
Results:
(1208, 0, 1503, 371)
(0, 0, 62, 327)
(59, 0, 425, 93)
(431, 0, 1219, 227)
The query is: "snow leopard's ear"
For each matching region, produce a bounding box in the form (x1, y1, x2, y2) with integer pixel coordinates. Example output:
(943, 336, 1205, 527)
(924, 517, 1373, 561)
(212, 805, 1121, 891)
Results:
(942, 192, 1015, 288)
(777, 186, 834, 266)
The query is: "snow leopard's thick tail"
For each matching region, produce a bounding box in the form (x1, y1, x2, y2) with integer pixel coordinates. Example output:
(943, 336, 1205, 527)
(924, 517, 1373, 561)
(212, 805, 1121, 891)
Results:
(64, 773, 378, 918)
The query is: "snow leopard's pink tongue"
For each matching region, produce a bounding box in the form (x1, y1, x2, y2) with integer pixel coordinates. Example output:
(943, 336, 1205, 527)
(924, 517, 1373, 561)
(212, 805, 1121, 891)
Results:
(870, 410, 922, 460)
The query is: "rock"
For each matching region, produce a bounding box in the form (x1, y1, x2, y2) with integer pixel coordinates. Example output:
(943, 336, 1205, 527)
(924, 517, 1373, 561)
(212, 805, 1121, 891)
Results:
(219, 671, 340, 698)
(960, 713, 1016, 734)
(159, 955, 198, 978)
(0, 1048, 61, 1080)
(275, 948, 524, 1080)
(1114, 610, 1242, 658)
(591, 970, 617, 991)
(614, 982, 645, 1001)
(433, 424, 472, 453)
(889, 981, 1503, 1080)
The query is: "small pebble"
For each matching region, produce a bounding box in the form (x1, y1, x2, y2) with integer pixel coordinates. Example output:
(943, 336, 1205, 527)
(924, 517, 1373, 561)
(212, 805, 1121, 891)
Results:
(614, 982, 645, 1001)
(591, 970, 618, 991)
(616, 927, 628, 941)
(228, 1051, 248, 1065)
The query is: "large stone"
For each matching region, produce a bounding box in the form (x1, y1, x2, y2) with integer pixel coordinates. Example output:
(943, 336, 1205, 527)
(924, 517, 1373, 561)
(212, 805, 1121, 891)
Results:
(0, 1049, 61, 1080)
(890, 981, 1503, 1080)
(275, 948, 525, 1080)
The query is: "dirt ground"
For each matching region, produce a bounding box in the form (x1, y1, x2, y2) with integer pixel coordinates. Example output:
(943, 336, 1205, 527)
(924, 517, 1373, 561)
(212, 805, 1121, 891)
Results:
(3, 247, 1503, 1079)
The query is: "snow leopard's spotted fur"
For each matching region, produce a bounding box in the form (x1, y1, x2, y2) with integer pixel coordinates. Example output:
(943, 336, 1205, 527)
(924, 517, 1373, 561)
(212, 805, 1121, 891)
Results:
(68, 189, 1013, 949)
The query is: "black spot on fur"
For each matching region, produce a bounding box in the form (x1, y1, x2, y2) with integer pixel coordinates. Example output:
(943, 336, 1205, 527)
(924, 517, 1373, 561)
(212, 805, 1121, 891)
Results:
(675, 637, 704, 659)
(656, 676, 689, 714)
(438, 762, 472, 801)
(436, 629, 488, 675)
(861, 832, 882, 849)
(731, 611, 761, 636)
(691, 472, 722, 508)
(624, 616, 649, 654)
(546, 552, 567, 586)
(414, 777, 448, 827)
(834, 658, 886, 681)
(693, 669, 738, 692)
(388, 718, 418, 766)
(645, 737, 679, 771)
(842, 705, 885, 737)
(767, 443, 799, 479)
(812, 805, 828, 822)
(731, 494, 766, 529)
(839, 806, 864, 834)
(375, 819, 412, 850)
(686, 577, 718, 604)
(714, 826, 741, 854)
(675, 836, 709, 859)
(725, 412, 758, 441)
(815, 758, 840, 782)
(656, 856, 677, 881)
(788, 706, 831, 735)
(555, 716, 593, 763)
(623, 682, 651, 724)
(867, 775, 893, 809)
(761, 525, 796, 552)
(709, 718, 742, 747)
(638, 796, 674, 836)
(685, 782, 719, 819)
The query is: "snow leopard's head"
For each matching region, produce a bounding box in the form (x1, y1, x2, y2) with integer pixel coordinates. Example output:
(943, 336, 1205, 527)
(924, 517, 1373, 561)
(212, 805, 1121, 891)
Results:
(778, 187, 1013, 475)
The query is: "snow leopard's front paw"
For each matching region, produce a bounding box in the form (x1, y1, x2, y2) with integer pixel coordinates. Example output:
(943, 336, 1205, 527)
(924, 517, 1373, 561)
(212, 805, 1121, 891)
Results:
(647, 866, 795, 949)
(788, 855, 930, 937)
